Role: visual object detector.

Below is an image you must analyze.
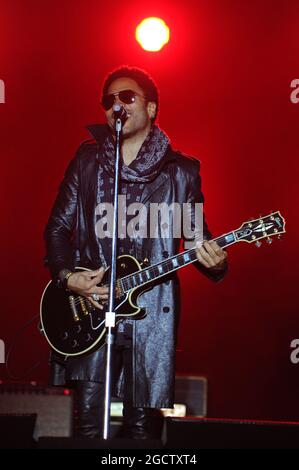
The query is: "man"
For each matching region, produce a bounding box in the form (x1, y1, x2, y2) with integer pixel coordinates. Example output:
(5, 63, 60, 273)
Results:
(44, 66, 228, 439)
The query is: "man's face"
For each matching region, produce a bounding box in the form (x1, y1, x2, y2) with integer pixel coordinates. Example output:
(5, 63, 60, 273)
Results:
(104, 77, 156, 138)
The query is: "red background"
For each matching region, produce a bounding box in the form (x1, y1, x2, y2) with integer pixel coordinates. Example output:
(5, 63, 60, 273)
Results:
(0, 0, 298, 420)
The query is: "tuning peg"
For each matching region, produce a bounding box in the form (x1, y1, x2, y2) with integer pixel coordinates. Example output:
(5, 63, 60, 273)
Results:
(255, 241, 262, 248)
(266, 237, 273, 244)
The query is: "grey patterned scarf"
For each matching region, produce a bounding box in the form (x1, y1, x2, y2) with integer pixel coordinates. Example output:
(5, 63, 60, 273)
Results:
(100, 124, 170, 182)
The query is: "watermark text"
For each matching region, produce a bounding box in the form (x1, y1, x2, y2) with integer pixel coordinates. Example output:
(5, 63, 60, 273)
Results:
(290, 339, 299, 364)
(0, 79, 5, 103)
(290, 79, 299, 104)
(0, 339, 5, 364)
(95, 197, 204, 248)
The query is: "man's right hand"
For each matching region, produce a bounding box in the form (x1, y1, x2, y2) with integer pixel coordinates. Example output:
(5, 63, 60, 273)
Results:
(66, 267, 108, 310)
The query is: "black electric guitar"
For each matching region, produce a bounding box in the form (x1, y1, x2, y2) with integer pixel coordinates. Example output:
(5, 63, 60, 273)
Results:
(40, 211, 286, 357)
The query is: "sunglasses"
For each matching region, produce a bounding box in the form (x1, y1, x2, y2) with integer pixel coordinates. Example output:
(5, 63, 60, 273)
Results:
(101, 89, 145, 111)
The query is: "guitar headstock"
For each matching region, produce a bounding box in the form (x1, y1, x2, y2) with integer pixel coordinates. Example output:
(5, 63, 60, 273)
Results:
(234, 211, 286, 245)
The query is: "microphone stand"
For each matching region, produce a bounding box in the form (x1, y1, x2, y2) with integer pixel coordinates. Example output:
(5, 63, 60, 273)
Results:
(102, 115, 123, 439)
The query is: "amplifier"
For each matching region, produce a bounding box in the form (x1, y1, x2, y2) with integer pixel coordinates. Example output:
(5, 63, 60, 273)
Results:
(174, 375, 207, 417)
(165, 417, 299, 449)
(0, 383, 73, 439)
(110, 375, 207, 418)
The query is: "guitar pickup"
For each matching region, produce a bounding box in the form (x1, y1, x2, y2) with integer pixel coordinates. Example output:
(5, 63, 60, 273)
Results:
(79, 297, 89, 315)
(69, 295, 80, 322)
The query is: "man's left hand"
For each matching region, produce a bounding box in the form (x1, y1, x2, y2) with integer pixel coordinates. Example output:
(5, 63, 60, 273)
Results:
(196, 240, 228, 270)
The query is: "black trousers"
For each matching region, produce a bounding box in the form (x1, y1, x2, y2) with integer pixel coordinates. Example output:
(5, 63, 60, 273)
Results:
(71, 344, 164, 439)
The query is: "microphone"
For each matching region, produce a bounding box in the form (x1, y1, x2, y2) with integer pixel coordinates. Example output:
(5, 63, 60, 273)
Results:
(112, 103, 128, 123)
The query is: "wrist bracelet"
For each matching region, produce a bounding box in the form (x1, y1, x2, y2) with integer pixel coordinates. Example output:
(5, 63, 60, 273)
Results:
(58, 269, 74, 291)
(63, 271, 74, 290)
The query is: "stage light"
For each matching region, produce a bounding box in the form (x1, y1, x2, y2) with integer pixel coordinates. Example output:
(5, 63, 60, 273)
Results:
(136, 17, 170, 52)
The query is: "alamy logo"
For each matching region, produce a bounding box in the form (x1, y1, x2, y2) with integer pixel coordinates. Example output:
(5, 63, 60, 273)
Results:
(290, 339, 299, 364)
(0, 79, 5, 104)
(0, 339, 5, 364)
(290, 79, 299, 104)
(95, 197, 204, 248)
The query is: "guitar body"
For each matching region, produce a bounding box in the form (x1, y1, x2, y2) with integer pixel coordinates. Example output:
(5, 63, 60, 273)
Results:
(40, 255, 146, 357)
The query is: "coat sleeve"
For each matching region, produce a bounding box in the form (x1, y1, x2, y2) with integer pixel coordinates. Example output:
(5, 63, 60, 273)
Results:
(183, 160, 228, 282)
(43, 147, 81, 280)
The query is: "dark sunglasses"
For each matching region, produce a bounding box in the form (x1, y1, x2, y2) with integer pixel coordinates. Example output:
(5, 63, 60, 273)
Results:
(101, 89, 145, 111)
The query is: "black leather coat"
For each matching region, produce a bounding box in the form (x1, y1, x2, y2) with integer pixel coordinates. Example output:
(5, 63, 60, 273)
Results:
(44, 124, 227, 408)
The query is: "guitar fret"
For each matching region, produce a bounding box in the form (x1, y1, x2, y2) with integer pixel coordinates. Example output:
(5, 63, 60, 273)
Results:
(214, 233, 235, 248)
(132, 275, 139, 287)
(167, 260, 174, 271)
(119, 278, 125, 293)
(163, 262, 170, 273)
(177, 255, 185, 266)
(122, 278, 128, 291)
(145, 270, 151, 280)
(155, 266, 162, 277)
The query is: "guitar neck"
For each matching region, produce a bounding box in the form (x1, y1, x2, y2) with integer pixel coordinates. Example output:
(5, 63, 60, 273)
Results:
(120, 230, 236, 293)
(120, 209, 286, 292)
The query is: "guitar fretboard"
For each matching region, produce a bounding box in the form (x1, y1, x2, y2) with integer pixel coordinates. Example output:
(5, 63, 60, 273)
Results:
(120, 231, 236, 292)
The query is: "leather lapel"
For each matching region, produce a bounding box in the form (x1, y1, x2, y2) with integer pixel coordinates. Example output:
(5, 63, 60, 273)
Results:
(140, 171, 169, 205)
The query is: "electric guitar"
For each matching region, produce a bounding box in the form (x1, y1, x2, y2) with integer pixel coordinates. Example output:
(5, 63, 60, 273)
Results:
(40, 211, 286, 357)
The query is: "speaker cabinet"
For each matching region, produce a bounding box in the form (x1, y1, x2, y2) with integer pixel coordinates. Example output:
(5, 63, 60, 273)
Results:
(165, 417, 299, 448)
(0, 384, 73, 439)
(174, 375, 207, 416)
